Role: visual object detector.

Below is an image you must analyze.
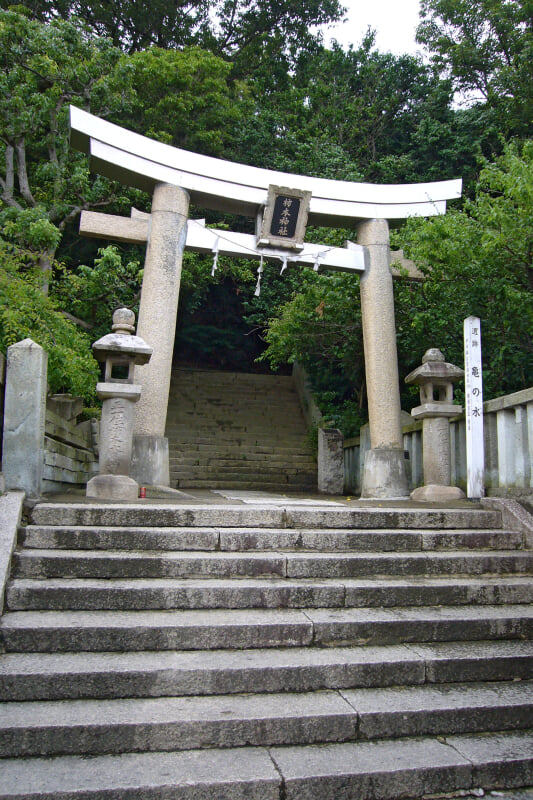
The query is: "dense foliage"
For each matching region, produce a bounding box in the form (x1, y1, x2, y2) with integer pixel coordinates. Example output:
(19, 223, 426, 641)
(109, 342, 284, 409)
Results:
(0, 0, 532, 428)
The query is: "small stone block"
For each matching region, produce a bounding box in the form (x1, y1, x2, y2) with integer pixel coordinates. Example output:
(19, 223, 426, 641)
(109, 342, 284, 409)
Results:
(411, 485, 466, 503)
(86, 474, 139, 501)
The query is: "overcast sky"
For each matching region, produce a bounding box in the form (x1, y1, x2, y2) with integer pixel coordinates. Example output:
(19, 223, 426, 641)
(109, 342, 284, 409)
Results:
(322, 0, 424, 55)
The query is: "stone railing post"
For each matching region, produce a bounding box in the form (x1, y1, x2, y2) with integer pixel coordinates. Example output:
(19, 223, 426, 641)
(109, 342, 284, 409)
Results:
(318, 428, 344, 494)
(2, 339, 47, 498)
(132, 183, 190, 487)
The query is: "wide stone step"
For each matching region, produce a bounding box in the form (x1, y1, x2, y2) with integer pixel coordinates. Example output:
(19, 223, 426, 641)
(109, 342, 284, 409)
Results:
(2, 605, 532, 652)
(168, 441, 315, 455)
(169, 458, 316, 470)
(168, 454, 317, 466)
(2, 641, 532, 702)
(13, 548, 533, 580)
(170, 469, 317, 482)
(29, 503, 503, 530)
(175, 478, 318, 491)
(0, 690, 356, 757)
(167, 428, 311, 443)
(20, 525, 524, 552)
(8, 575, 533, 612)
(1, 730, 532, 800)
(2, 681, 532, 758)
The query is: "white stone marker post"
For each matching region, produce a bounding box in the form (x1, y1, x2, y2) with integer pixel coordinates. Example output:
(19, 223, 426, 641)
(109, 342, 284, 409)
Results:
(131, 183, 190, 487)
(464, 316, 485, 498)
(353, 220, 409, 498)
(86, 309, 152, 502)
(2, 339, 47, 498)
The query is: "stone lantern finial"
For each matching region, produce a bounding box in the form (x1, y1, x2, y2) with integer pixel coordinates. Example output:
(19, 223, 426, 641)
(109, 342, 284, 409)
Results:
(111, 308, 136, 334)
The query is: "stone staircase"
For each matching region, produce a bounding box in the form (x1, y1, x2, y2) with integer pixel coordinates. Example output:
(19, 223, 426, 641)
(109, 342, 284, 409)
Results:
(1, 499, 533, 798)
(165, 368, 317, 491)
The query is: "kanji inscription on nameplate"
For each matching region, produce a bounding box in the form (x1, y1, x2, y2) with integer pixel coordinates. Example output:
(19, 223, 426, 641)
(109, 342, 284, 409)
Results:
(258, 185, 311, 251)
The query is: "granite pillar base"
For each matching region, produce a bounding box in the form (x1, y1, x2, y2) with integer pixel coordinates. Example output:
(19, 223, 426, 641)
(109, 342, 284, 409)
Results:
(410, 484, 466, 503)
(131, 435, 170, 487)
(361, 447, 410, 499)
(86, 474, 139, 501)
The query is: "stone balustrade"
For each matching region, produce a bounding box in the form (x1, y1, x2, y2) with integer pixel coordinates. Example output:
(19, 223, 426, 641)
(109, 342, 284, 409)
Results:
(344, 387, 533, 498)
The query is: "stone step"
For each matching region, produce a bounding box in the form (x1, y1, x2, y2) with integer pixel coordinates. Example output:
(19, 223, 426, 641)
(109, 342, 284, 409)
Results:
(168, 440, 314, 453)
(165, 368, 313, 485)
(1, 640, 531, 702)
(168, 454, 317, 466)
(2, 681, 532, 758)
(171, 456, 316, 467)
(170, 466, 317, 478)
(8, 575, 533, 612)
(29, 503, 503, 530)
(0, 690, 358, 757)
(13, 548, 533, 581)
(169, 369, 296, 385)
(169, 373, 296, 390)
(2, 605, 532, 653)
(167, 410, 308, 422)
(166, 426, 311, 440)
(0, 730, 531, 799)
(175, 478, 318, 491)
(168, 380, 297, 394)
(20, 525, 524, 552)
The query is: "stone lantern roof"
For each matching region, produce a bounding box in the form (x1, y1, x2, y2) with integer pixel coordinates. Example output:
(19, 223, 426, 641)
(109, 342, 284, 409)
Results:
(91, 308, 152, 365)
(405, 348, 464, 386)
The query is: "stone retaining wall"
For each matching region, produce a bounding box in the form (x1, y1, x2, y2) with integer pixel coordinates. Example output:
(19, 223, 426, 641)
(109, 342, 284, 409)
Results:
(42, 404, 98, 494)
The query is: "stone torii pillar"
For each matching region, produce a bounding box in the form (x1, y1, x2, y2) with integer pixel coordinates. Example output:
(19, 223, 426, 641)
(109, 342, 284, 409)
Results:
(130, 183, 190, 487)
(352, 220, 409, 498)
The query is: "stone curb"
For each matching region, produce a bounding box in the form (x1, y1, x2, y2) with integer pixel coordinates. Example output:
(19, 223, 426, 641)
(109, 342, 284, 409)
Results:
(0, 491, 25, 616)
(480, 498, 533, 549)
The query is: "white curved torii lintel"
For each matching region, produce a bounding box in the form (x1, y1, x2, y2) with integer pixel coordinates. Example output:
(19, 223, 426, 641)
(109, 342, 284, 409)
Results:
(70, 106, 462, 225)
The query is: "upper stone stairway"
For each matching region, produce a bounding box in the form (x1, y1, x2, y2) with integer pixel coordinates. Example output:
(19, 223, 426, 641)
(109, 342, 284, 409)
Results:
(165, 368, 317, 492)
(0, 498, 532, 798)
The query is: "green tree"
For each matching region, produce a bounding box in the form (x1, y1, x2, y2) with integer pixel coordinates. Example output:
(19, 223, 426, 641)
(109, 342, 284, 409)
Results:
(0, 240, 99, 399)
(0, 8, 129, 286)
(2, 0, 345, 73)
(417, 0, 533, 138)
(261, 269, 366, 435)
(395, 140, 533, 399)
(115, 46, 243, 156)
(261, 143, 533, 434)
(233, 34, 496, 190)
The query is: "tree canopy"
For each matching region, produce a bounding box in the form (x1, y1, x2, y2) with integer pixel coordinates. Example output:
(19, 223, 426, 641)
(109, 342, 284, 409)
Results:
(0, 0, 531, 425)
(417, 0, 533, 137)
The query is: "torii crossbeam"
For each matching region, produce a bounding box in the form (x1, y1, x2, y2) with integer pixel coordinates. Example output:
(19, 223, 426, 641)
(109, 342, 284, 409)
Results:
(70, 106, 461, 498)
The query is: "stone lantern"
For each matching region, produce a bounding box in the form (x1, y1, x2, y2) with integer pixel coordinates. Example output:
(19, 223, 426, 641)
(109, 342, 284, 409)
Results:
(405, 348, 465, 502)
(86, 309, 152, 501)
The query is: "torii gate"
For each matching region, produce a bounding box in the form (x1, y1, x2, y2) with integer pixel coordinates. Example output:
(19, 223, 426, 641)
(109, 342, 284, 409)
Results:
(69, 106, 462, 498)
